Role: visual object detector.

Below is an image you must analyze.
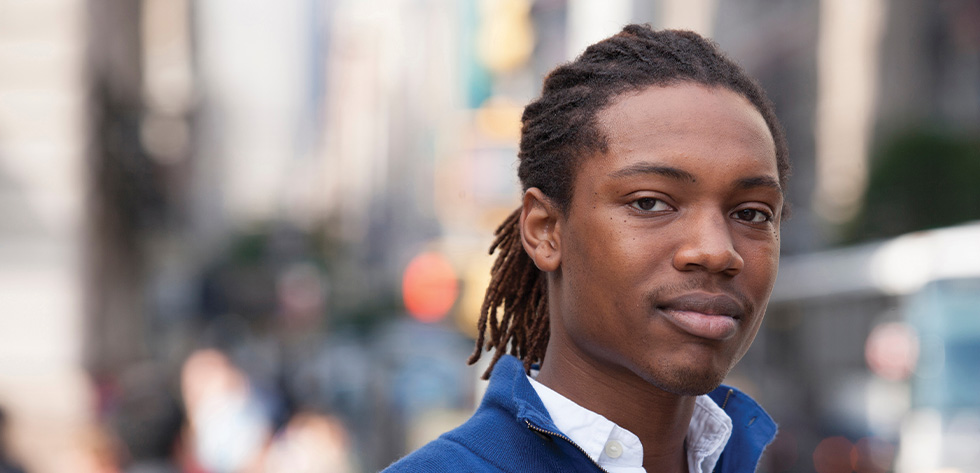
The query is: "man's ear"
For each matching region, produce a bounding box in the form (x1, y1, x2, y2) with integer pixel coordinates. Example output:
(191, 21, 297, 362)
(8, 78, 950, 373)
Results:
(520, 188, 562, 272)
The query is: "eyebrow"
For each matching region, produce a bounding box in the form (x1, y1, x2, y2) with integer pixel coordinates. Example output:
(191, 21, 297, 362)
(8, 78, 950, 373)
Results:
(608, 162, 783, 192)
(734, 175, 782, 192)
(608, 163, 696, 182)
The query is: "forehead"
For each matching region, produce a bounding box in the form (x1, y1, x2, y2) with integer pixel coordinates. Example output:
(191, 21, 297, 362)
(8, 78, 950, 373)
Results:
(593, 83, 777, 178)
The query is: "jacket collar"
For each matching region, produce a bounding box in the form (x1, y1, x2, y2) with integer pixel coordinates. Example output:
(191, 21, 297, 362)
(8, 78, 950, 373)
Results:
(483, 354, 777, 472)
(484, 354, 558, 432)
(707, 383, 777, 472)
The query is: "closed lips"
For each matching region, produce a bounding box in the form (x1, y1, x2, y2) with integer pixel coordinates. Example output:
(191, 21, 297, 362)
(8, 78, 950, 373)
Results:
(656, 293, 746, 319)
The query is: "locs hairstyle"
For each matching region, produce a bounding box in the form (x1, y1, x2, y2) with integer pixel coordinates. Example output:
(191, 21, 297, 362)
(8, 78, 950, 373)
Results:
(468, 24, 790, 378)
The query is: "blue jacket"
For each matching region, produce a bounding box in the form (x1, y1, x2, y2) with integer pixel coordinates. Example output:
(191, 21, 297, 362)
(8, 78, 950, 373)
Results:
(383, 355, 776, 472)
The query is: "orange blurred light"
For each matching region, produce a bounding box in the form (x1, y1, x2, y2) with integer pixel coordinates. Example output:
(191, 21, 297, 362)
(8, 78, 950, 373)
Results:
(402, 251, 459, 323)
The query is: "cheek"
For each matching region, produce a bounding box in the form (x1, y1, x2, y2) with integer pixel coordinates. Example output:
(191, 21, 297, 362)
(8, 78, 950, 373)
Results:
(560, 230, 645, 337)
(733, 301, 769, 363)
(764, 248, 780, 288)
(744, 239, 780, 285)
(736, 242, 778, 351)
(564, 217, 632, 280)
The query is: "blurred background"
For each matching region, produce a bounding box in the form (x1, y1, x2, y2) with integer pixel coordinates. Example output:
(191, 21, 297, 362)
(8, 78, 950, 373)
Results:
(0, 0, 978, 472)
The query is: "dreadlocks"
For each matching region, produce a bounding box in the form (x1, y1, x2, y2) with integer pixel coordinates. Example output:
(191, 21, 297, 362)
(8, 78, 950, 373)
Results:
(468, 24, 790, 378)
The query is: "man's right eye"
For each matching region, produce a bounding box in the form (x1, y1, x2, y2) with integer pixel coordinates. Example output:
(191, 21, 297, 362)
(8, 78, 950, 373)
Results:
(630, 198, 670, 212)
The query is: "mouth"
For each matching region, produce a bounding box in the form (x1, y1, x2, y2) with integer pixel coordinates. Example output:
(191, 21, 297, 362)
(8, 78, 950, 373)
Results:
(656, 293, 747, 341)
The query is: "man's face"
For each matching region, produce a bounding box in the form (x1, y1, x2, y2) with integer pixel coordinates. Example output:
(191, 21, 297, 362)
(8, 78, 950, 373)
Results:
(547, 83, 782, 396)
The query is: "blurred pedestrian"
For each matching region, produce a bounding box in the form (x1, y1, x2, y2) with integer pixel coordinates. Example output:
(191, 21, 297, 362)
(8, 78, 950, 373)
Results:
(71, 423, 123, 473)
(0, 407, 26, 473)
(179, 349, 272, 473)
(110, 362, 182, 473)
(262, 411, 357, 473)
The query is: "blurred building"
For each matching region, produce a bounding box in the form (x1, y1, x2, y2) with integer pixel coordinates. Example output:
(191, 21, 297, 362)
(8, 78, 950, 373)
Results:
(0, 0, 91, 471)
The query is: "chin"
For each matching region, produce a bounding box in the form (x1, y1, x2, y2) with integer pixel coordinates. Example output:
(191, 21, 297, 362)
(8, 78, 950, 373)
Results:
(643, 363, 728, 397)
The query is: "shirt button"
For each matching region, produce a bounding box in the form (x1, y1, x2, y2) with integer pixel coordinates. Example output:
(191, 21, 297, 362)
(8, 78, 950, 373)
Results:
(604, 440, 623, 459)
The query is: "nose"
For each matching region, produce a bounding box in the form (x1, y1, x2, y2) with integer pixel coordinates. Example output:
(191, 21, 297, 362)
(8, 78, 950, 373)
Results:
(672, 212, 744, 275)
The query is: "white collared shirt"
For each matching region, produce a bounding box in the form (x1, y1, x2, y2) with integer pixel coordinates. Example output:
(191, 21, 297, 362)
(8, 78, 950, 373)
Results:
(528, 376, 733, 473)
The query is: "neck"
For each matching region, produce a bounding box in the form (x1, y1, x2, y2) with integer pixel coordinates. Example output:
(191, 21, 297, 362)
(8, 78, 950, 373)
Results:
(536, 347, 694, 472)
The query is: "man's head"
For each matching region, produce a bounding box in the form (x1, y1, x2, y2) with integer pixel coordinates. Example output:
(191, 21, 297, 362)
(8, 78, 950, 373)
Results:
(469, 25, 788, 394)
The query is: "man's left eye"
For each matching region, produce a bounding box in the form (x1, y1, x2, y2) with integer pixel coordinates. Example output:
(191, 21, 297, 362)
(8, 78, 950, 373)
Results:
(733, 208, 772, 223)
(630, 198, 671, 212)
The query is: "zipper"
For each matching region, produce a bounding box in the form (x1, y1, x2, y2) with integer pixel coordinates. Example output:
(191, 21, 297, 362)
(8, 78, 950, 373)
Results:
(524, 419, 611, 473)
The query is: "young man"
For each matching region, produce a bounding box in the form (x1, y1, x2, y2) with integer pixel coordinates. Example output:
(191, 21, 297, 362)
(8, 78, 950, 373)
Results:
(385, 24, 789, 473)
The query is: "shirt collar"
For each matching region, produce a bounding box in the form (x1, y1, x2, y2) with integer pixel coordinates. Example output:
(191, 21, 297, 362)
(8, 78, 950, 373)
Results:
(527, 375, 733, 473)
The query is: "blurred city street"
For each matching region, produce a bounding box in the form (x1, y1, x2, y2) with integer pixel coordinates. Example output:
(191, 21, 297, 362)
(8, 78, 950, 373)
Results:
(0, 0, 978, 472)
